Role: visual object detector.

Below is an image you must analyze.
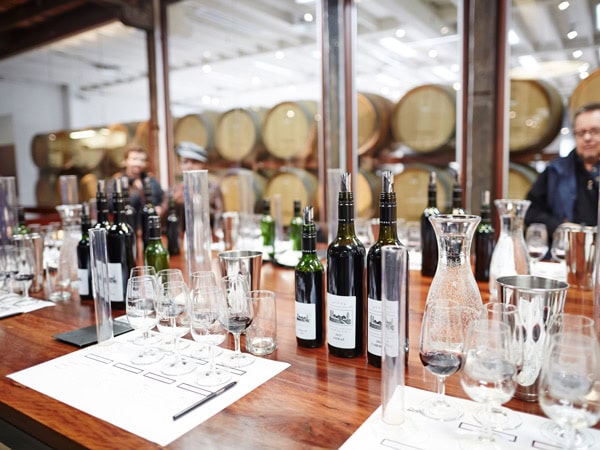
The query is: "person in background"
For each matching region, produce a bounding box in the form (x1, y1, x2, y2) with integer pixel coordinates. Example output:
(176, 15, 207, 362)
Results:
(524, 102, 600, 250)
(172, 141, 224, 235)
(113, 144, 165, 231)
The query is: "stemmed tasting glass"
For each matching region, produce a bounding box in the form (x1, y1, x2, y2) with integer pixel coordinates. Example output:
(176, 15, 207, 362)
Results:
(551, 228, 567, 262)
(0, 245, 18, 300)
(157, 268, 190, 351)
(538, 331, 600, 450)
(14, 242, 36, 306)
(219, 274, 254, 368)
(131, 265, 157, 279)
(418, 300, 466, 421)
(460, 319, 517, 449)
(155, 280, 195, 376)
(189, 284, 231, 386)
(475, 302, 524, 430)
(125, 275, 163, 365)
(525, 223, 549, 266)
(189, 271, 223, 360)
(542, 314, 598, 448)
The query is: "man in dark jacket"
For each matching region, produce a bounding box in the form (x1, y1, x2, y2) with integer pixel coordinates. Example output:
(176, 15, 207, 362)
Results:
(525, 102, 600, 250)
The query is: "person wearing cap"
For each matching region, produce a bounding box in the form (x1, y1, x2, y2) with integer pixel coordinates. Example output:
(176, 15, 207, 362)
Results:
(172, 141, 224, 235)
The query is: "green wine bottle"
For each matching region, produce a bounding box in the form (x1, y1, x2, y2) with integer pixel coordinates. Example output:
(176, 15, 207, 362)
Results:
(289, 200, 303, 251)
(261, 198, 275, 259)
(14, 205, 31, 236)
(295, 205, 324, 348)
(144, 214, 169, 273)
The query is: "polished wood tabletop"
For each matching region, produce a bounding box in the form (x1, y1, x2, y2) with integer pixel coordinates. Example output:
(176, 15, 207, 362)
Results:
(0, 251, 596, 449)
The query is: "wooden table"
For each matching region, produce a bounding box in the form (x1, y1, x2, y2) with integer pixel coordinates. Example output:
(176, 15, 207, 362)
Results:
(0, 254, 596, 449)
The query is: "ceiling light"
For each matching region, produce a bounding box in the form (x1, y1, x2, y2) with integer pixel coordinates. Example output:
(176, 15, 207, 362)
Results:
(202, 95, 211, 104)
(379, 37, 416, 57)
(303, 13, 314, 22)
(572, 49, 583, 58)
(440, 26, 449, 35)
(452, 82, 461, 91)
(202, 64, 211, 73)
(428, 49, 438, 58)
(508, 30, 520, 45)
(558, 1, 570, 10)
(567, 30, 577, 39)
(561, 127, 569, 135)
(580, 71, 589, 79)
(395, 29, 406, 38)
(275, 50, 285, 59)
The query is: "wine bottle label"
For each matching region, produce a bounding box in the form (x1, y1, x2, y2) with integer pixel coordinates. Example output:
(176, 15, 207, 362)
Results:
(367, 297, 382, 356)
(77, 268, 89, 296)
(107, 262, 124, 302)
(383, 299, 400, 358)
(295, 301, 316, 340)
(326, 292, 356, 349)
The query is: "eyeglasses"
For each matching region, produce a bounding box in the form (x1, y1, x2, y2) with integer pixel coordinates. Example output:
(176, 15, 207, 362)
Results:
(573, 128, 600, 139)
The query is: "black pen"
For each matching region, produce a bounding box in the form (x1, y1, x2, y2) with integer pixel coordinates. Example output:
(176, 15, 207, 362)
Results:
(172, 380, 237, 421)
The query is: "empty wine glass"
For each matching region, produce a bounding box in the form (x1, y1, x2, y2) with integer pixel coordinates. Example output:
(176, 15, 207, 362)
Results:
(189, 271, 223, 360)
(551, 227, 567, 262)
(460, 319, 517, 449)
(0, 244, 18, 300)
(474, 302, 524, 430)
(539, 332, 600, 450)
(219, 274, 254, 368)
(125, 275, 163, 365)
(14, 242, 36, 306)
(525, 223, 549, 265)
(189, 284, 231, 386)
(418, 300, 465, 421)
(155, 280, 195, 376)
(131, 265, 157, 279)
(157, 268, 189, 351)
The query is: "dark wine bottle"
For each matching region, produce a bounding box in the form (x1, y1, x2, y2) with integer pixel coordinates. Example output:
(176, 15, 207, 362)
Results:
(475, 190, 495, 281)
(106, 178, 135, 309)
(420, 172, 439, 277)
(260, 198, 275, 259)
(14, 205, 31, 236)
(367, 171, 409, 367)
(326, 172, 365, 358)
(120, 176, 137, 233)
(77, 202, 93, 300)
(295, 205, 324, 348)
(166, 194, 180, 256)
(450, 171, 465, 214)
(94, 179, 111, 230)
(145, 214, 169, 273)
(141, 177, 156, 250)
(289, 200, 303, 251)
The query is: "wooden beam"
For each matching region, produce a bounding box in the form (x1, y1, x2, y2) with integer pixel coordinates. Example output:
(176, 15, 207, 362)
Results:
(0, 0, 81, 33)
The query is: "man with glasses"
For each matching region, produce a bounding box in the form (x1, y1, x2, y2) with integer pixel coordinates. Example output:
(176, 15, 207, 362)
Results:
(525, 102, 600, 249)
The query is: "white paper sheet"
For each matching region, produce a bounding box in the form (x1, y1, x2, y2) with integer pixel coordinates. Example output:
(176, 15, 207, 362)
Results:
(8, 333, 289, 446)
(341, 386, 600, 450)
(0, 296, 55, 318)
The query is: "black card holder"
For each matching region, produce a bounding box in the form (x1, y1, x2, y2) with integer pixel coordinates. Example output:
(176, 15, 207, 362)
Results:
(54, 321, 133, 347)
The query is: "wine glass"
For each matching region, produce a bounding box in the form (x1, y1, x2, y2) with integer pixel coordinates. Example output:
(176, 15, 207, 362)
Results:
(418, 300, 465, 421)
(0, 244, 18, 300)
(157, 268, 189, 351)
(539, 332, 600, 450)
(460, 319, 517, 449)
(125, 275, 163, 364)
(189, 271, 223, 360)
(474, 302, 524, 430)
(189, 284, 231, 386)
(155, 280, 195, 376)
(551, 228, 567, 262)
(14, 242, 36, 306)
(131, 265, 157, 279)
(219, 274, 254, 368)
(525, 223, 548, 265)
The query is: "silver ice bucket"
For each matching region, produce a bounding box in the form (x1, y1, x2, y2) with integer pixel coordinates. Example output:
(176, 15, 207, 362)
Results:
(218, 250, 263, 291)
(497, 275, 568, 402)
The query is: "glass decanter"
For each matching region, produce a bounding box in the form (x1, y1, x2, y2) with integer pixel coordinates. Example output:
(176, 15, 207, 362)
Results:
(55, 204, 82, 290)
(488, 199, 531, 298)
(426, 214, 483, 324)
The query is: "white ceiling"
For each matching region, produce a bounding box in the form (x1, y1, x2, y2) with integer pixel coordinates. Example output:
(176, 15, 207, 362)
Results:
(0, 0, 598, 120)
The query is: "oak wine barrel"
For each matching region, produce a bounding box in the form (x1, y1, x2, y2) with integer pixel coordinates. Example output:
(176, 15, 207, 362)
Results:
(264, 168, 318, 224)
(173, 112, 220, 159)
(215, 107, 265, 162)
(262, 101, 318, 160)
(219, 168, 267, 214)
(508, 162, 538, 200)
(356, 170, 380, 218)
(357, 92, 393, 155)
(569, 68, 600, 116)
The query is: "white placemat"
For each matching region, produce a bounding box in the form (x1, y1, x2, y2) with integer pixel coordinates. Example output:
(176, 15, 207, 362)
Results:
(0, 296, 55, 319)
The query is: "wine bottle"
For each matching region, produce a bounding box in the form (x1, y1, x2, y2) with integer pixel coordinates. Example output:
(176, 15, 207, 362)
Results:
(120, 176, 137, 233)
(141, 177, 156, 250)
(475, 190, 496, 282)
(289, 200, 303, 251)
(77, 202, 93, 300)
(145, 214, 169, 273)
(106, 178, 135, 309)
(94, 179, 111, 230)
(326, 172, 365, 358)
(166, 194, 180, 256)
(421, 172, 439, 277)
(450, 171, 465, 214)
(260, 198, 275, 259)
(367, 171, 408, 367)
(14, 205, 31, 235)
(295, 205, 324, 348)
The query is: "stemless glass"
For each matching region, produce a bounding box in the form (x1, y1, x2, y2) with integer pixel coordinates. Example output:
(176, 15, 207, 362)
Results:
(155, 280, 195, 376)
(418, 300, 465, 421)
(219, 274, 254, 368)
(525, 223, 549, 264)
(189, 284, 231, 386)
(125, 276, 163, 365)
(539, 332, 600, 450)
(460, 319, 517, 449)
(14, 243, 36, 306)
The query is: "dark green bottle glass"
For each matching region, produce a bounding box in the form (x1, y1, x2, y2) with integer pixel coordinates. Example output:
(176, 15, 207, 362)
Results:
(450, 171, 465, 214)
(77, 202, 93, 300)
(295, 205, 324, 348)
(141, 177, 156, 250)
(94, 179, 111, 230)
(289, 200, 303, 251)
(261, 198, 275, 258)
(421, 171, 439, 277)
(14, 205, 31, 236)
(145, 214, 169, 273)
(326, 172, 365, 358)
(475, 190, 495, 281)
(166, 194, 180, 256)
